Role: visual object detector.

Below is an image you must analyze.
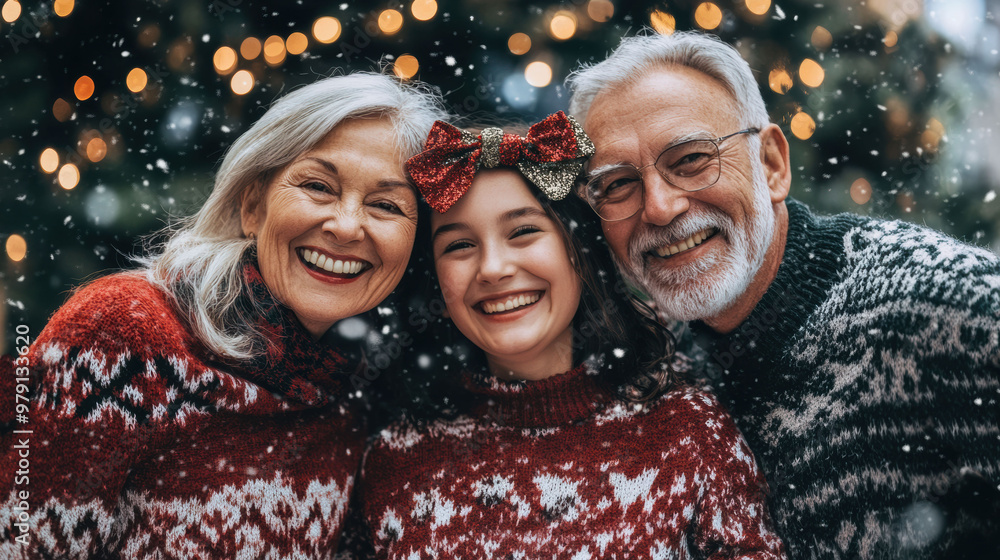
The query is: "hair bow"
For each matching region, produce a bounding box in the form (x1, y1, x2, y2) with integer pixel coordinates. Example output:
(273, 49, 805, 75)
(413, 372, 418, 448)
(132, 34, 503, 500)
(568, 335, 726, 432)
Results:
(406, 111, 595, 213)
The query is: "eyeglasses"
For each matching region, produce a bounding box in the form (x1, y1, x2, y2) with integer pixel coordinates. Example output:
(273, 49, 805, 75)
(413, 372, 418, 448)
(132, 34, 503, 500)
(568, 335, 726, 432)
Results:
(581, 128, 760, 222)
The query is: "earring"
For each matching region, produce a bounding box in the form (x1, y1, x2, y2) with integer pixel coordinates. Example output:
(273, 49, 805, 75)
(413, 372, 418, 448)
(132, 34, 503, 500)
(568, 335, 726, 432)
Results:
(247, 232, 256, 241)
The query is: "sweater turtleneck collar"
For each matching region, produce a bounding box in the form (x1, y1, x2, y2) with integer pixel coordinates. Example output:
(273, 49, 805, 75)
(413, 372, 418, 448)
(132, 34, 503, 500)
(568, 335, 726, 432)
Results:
(692, 198, 863, 369)
(460, 362, 616, 429)
(235, 258, 347, 407)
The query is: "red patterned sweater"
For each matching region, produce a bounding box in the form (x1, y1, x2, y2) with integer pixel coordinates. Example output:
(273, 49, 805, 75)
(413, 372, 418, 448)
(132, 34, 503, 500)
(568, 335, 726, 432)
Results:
(359, 364, 787, 559)
(0, 266, 363, 559)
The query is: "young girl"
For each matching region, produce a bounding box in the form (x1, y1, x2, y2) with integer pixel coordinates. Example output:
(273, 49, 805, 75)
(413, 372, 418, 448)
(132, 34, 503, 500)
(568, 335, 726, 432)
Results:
(358, 113, 786, 558)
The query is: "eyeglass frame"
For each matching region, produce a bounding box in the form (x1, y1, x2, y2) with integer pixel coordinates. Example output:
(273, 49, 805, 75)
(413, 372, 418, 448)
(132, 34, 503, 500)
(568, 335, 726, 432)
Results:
(581, 127, 761, 222)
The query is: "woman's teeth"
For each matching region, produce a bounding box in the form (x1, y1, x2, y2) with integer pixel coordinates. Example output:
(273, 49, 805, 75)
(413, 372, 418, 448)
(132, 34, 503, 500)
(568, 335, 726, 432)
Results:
(482, 293, 541, 314)
(654, 228, 717, 258)
(301, 249, 364, 274)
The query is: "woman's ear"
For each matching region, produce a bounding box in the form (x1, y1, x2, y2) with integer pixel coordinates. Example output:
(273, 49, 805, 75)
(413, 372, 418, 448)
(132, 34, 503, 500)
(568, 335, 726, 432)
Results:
(759, 123, 791, 203)
(240, 183, 265, 237)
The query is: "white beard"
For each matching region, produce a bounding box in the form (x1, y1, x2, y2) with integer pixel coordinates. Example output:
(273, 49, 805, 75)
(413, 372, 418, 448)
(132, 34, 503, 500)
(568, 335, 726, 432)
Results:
(612, 161, 776, 322)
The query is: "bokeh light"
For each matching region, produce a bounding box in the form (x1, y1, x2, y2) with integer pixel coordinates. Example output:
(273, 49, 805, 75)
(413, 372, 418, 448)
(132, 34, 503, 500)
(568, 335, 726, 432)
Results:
(745, 0, 771, 16)
(213, 46, 238, 74)
(126, 68, 147, 92)
(791, 111, 816, 140)
(52, 98, 73, 122)
(86, 137, 107, 163)
(2, 1, 21, 23)
(231, 70, 255, 95)
(240, 37, 262, 59)
(5, 234, 26, 262)
(650, 10, 676, 35)
(587, 0, 614, 22)
(378, 9, 403, 34)
(799, 58, 825, 88)
(411, 0, 437, 21)
(508, 33, 531, 55)
(694, 3, 723, 30)
(58, 163, 80, 190)
(769, 69, 793, 94)
(922, 118, 945, 151)
(525, 61, 553, 87)
(312, 17, 341, 44)
(851, 178, 872, 204)
(549, 11, 577, 40)
(39, 148, 59, 173)
(53, 0, 74, 17)
(812, 26, 833, 50)
(393, 55, 419, 80)
(885, 31, 899, 48)
(263, 35, 286, 65)
(74, 76, 95, 101)
(286, 32, 308, 55)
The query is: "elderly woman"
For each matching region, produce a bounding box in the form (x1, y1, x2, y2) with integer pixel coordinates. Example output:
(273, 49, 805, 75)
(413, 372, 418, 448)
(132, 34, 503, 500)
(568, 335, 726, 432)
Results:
(0, 73, 445, 558)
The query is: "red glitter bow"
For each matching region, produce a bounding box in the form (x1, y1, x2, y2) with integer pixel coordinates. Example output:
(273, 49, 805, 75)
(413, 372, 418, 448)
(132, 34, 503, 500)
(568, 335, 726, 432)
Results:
(406, 111, 595, 213)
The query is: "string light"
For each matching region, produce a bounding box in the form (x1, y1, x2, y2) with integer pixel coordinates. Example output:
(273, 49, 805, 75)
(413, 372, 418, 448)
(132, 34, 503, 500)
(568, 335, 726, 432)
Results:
(286, 32, 308, 55)
(799, 58, 824, 88)
(525, 61, 553, 87)
(650, 10, 675, 35)
(5, 234, 26, 262)
(694, 3, 723, 30)
(410, 0, 437, 21)
(312, 17, 341, 44)
(549, 11, 577, 41)
(790, 111, 816, 140)
(58, 163, 80, 190)
(74, 76, 95, 101)
(126, 68, 148, 93)
(508, 33, 531, 55)
(587, 0, 614, 22)
(39, 148, 59, 173)
(378, 9, 403, 34)
(393, 55, 419, 80)
(240, 37, 262, 59)
(213, 46, 238, 74)
(231, 70, 254, 95)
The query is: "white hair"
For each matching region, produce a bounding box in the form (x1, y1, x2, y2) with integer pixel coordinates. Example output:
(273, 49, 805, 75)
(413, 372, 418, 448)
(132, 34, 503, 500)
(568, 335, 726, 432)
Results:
(139, 72, 448, 361)
(566, 30, 769, 130)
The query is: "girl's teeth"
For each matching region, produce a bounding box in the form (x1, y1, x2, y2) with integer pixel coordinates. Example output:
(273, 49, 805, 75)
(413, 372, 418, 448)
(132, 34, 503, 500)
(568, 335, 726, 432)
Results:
(483, 293, 540, 314)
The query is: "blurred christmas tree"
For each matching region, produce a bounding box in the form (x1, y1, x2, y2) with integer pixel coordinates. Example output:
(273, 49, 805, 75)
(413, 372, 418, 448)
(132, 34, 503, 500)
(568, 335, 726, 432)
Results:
(2, 0, 999, 351)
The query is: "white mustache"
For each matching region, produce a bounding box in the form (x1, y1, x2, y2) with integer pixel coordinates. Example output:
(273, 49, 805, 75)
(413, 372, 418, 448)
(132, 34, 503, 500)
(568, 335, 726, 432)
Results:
(627, 209, 734, 262)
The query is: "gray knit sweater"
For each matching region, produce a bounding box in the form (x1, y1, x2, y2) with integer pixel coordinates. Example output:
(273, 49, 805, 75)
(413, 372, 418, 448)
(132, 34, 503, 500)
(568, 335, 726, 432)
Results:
(691, 199, 1000, 559)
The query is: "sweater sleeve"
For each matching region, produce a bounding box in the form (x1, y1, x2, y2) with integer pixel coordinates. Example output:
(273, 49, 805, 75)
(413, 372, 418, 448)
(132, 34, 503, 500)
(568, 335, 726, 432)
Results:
(686, 392, 787, 559)
(0, 275, 191, 559)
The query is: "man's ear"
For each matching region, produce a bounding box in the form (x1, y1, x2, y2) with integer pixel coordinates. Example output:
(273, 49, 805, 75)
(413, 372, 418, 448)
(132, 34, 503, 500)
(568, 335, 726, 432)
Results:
(759, 123, 791, 203)
(240, 182, 265, 237)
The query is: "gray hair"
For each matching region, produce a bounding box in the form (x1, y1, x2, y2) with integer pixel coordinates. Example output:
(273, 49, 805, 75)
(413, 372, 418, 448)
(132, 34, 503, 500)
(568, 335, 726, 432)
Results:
(139, 72, 448, 361)
(566, 31, 770, 130)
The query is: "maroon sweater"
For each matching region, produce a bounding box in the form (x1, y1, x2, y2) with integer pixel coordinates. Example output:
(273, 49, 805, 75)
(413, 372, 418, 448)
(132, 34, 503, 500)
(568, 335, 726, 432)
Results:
(1, 266, 363, 559)
(359, 364, 786, 559)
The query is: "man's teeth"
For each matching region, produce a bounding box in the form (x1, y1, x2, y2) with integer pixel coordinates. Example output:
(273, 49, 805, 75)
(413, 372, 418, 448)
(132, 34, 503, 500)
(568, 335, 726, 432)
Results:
(654, 228, 716, 258)
(301, 249, 364, 274)
(482, 293, 541, 314)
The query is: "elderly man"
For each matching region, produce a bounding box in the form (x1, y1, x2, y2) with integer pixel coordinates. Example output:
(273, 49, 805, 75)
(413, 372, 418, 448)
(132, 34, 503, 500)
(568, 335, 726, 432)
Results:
(568, 32, 999, 558)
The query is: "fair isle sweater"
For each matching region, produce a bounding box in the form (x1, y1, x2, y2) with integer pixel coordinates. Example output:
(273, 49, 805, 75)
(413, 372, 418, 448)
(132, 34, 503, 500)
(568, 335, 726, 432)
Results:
(359, 365, 787, 559)
(691, 199, 1000, 559)
(0, 265, 364, 559)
